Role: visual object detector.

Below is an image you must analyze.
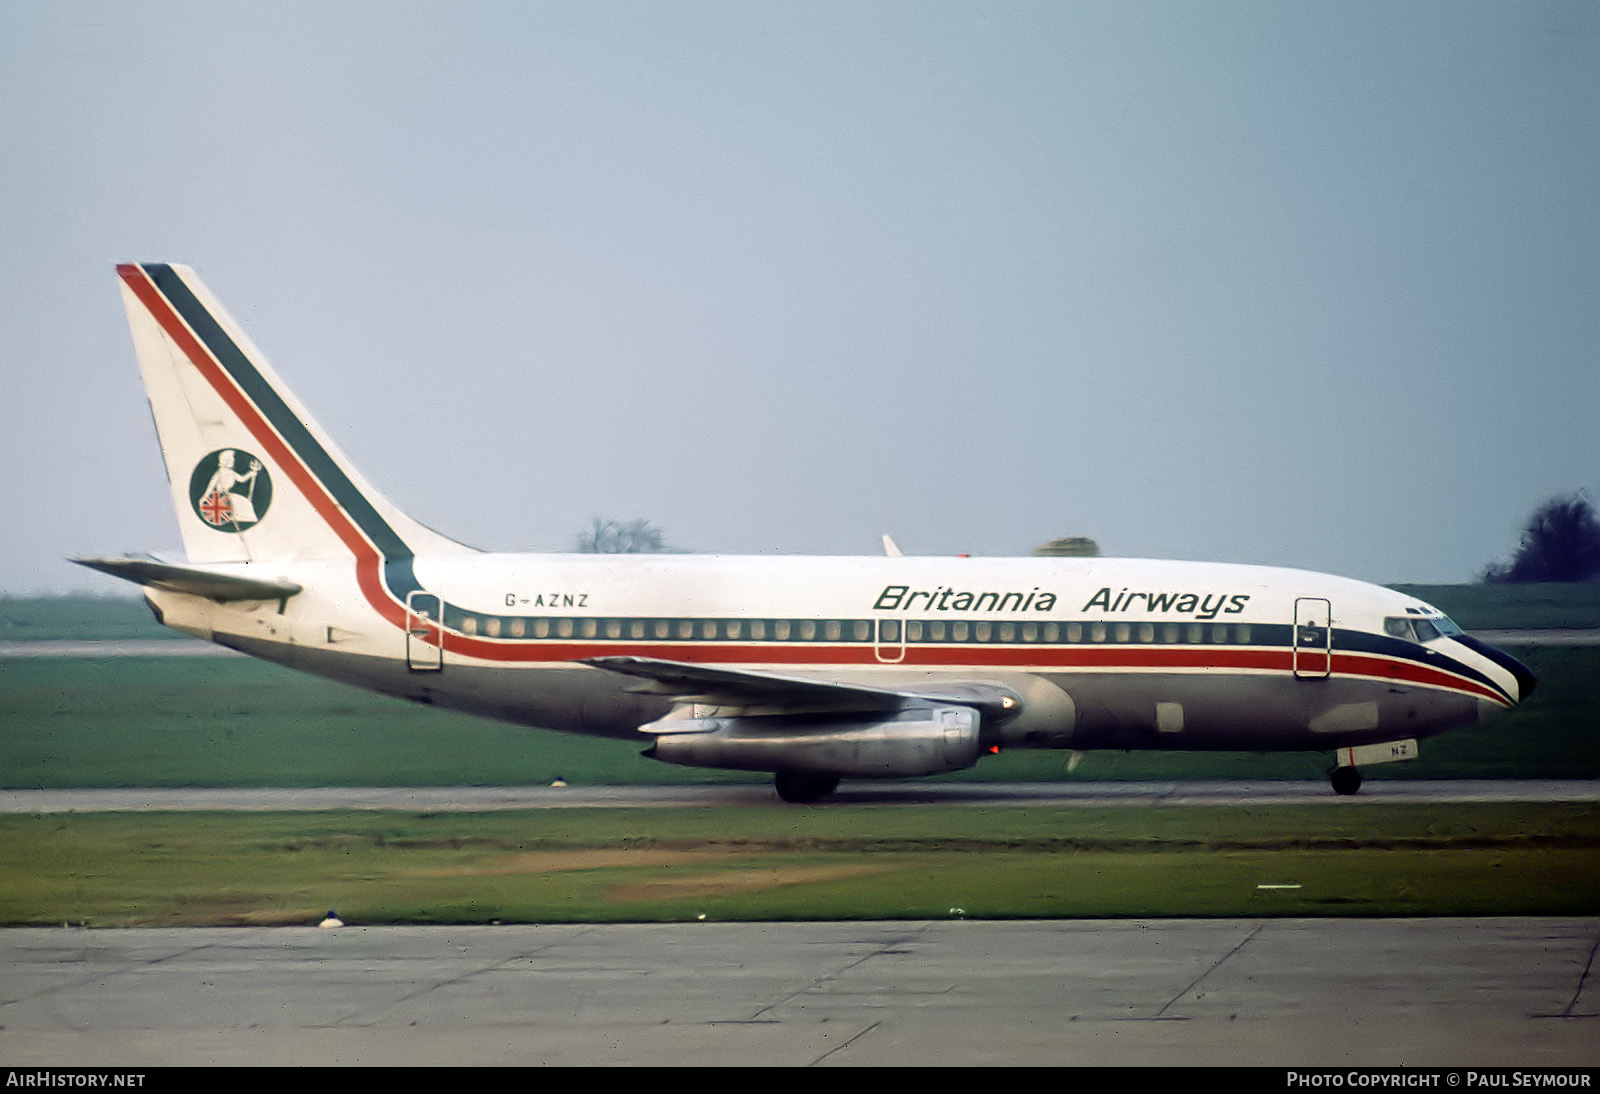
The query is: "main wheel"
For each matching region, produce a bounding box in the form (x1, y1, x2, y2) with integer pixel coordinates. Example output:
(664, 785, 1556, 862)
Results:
(773, 771, 840, 804)
(1330, 766, 1362, 796)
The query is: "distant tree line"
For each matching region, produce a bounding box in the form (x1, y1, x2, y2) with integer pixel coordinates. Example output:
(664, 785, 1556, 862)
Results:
(576, 518, 668, 554)
(1032, 536, 1100, 558)
(1484, 493, 1600, 583)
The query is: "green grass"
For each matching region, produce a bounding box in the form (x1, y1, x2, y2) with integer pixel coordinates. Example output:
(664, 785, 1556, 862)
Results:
(0, 655, 762, 788)
(0, 595, 174, 642)
(4, 803, 1595, 926)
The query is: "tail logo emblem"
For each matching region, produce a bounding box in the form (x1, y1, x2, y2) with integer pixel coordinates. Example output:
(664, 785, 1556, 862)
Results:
(189, 449, 273, 532)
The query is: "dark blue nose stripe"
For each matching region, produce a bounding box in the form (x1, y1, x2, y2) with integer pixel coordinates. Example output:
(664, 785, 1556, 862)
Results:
(1452, 634, 1537, 702)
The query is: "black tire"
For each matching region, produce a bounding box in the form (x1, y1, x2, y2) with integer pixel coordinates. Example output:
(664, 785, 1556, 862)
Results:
(1330, 766, 1362, 796)
(773, 771, 839, 804)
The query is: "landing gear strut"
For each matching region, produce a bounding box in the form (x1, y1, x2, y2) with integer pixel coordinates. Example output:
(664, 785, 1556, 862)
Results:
(1330, 765, 1363, 796)
(773, 771, 840, 804)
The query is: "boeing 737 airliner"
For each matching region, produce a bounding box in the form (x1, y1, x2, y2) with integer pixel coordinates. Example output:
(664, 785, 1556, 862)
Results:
(77, 263, 1536, 800)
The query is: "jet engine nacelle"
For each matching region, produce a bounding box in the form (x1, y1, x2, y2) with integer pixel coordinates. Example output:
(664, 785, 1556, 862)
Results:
(641, 703, 981, 778)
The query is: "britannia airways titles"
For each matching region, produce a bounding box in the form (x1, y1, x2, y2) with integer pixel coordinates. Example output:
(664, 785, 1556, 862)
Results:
(874, 585, 1252, 620)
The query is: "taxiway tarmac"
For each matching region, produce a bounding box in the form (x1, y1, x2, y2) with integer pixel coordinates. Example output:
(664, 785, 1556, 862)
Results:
(1, 919, 1596, 1067)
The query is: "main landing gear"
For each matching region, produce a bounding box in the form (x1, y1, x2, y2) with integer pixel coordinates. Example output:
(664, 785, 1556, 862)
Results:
(1330, 765, 1363, 796)
(773, 771, 840, 804)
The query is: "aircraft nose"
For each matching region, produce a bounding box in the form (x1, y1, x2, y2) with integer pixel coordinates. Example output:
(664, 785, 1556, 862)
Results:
(1506, 651, 1538, 703)
(1455, 633, 1538, 703)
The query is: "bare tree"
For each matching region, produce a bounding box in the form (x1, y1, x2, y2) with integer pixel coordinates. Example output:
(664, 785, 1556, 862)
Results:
(576, 518, 668, 554)
(1484, 493, 1600, 583)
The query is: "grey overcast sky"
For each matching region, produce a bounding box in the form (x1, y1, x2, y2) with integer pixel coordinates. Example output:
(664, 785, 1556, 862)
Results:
(2, 1, 1595, 593)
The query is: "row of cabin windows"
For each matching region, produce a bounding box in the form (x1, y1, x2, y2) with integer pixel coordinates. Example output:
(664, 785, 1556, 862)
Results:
(451, 614, 1255, 646)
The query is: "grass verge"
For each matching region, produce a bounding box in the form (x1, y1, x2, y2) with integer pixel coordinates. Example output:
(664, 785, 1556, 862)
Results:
(4, 803, 1596, 926)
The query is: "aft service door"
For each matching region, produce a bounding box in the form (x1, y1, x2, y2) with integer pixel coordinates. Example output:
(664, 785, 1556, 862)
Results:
(406, 591, 444, 672)
(1293, 597, 1331, 678)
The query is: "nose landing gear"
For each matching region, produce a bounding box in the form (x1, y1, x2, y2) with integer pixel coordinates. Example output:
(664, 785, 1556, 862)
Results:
(1330, 765, 1363, 796)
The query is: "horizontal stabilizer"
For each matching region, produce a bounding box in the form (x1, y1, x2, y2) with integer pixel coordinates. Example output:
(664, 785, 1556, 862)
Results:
(71, 556, 303, 602)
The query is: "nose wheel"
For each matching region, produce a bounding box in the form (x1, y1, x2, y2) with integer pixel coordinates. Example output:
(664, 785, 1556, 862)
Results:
(1330, 765, 1363, 796)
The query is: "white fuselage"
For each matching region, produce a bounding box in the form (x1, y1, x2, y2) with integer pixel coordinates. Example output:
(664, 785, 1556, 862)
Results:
(145, 549, 1523, 755)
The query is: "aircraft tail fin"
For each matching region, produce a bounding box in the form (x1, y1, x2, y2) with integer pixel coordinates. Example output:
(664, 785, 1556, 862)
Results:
(115, 263, 467, 566)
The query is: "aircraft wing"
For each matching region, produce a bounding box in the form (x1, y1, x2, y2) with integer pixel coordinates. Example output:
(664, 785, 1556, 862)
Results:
(71, 556, 303, 602)
(582, 655, 1020, 716)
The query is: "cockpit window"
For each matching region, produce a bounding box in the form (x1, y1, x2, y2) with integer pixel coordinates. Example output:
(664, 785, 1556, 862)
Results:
(1385, 613, 1461, 642)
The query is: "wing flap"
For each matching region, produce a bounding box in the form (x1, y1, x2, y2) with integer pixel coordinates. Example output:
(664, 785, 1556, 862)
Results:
(582, 655, 1023, 718)
(582, 655, 904, 712)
